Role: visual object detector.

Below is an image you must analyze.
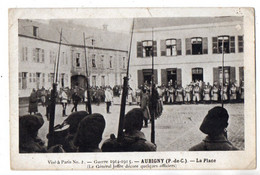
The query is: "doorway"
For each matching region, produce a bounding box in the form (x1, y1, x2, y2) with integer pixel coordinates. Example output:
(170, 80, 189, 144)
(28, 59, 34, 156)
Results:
(167, 68, 177, 86)
(192, 68, 203, 82)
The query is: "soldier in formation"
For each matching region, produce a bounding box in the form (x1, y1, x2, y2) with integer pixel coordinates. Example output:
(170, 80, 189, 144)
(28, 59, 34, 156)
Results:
(189, 106, 238, 151)
(101, 108, 156, 152)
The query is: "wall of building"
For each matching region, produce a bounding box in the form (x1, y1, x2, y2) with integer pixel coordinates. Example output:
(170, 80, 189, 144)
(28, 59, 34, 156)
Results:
(70, 46, 128, 88)
(129, 21, 244, 89)
(19, 36, 71, 97)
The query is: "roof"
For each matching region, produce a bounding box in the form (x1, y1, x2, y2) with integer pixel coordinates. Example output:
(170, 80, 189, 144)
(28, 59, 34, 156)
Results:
(134, 16, 243, 30)
(18, 19, 130, 51)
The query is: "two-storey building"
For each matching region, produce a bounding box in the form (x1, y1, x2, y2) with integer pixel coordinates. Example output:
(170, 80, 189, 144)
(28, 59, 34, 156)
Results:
(19, 19, 129, 98)
(129, 17, 244, 89)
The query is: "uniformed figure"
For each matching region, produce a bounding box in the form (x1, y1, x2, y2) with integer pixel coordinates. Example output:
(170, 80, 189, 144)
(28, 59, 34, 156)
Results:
(105, 87, 113, 113)
(203, 85, 211, 103)
(239, 81, 244, 102)
(28, 88, 38, 115)
(127, 87, 133, 105)
(141, 89, 150, 127)
(149, 85, 160, 119)
(189, 107, 238, 151)
(40, 86, 46, 106)
(60, 88, 68, 116)
(156, 86, 163, 116)
(220, 83, 229, 102)
(74, 113, 106, 152)
(101, 108, 156, 152)
(19, 113, 64, 153)
(84, 89, 89, 113)
(135, 87, 142, 105)
(211, 85, 219, 102)
(51, 111, 89, 152)
(45, 90, 51, 120)
(192, 84, 201, 103)
(184, 85, 192, 104)
(161, 84, 167, 104)
(164, 86, 169, 103)
(229, 84, 237, 102)
(71, 91, 81, 112)
(167, 86, 175, 104)
(175, 86, 184, 104)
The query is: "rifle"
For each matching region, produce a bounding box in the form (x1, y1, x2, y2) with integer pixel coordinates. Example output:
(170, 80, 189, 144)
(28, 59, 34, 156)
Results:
(151, 28, 155, 144)
(83, 32, 92, 114)
(48, 28, 62, 148)
(117, 19, 135, 141)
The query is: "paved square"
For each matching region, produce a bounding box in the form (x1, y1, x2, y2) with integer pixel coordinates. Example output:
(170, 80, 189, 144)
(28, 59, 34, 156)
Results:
(19, 102, 244, 151)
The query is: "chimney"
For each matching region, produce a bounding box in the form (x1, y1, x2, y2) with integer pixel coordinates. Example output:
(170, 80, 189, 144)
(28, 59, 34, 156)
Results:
(103, 24, 108, 31)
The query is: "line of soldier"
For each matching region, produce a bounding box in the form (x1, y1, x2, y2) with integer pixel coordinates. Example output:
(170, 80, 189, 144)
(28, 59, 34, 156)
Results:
(153, 80, 244, 104)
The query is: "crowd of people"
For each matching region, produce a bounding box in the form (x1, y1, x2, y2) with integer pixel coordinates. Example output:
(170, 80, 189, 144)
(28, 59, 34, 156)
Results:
(154, 79, 244, 105)
(22, 80, 242, 153)
(20, 106, 238, 153)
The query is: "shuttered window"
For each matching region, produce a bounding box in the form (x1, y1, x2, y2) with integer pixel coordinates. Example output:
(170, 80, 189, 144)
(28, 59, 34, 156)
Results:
(202, 37, 208, 54)
(161, 69, 167, 86)
(212, 37, 218, 54)
(76, 53, 80, 67)
(160, 40, 166, 56)
(22, 72, 27, 89)
(19, 72, 22, 90)
(161, 39, 182, 56)
(138, 40, 157, 57)
(185, 38, 191, 55)
(22, 47, 28, 61)
(176, 69, 182, 86)
(191, 37, 202, 55)
(230, 36, 235, 53)
(177, 39, 182, 55)
(41, 49, 45, 62)
(153, 41, 157, 57)
(33, 48, 36, 61)
(238, 35, 244, 53)
(137, 70, 143, 87)
(213, 36, 236, 54)
(92, 54, 96, 68)
(186, 37, 207, 55)
(137, 42, 143, 57)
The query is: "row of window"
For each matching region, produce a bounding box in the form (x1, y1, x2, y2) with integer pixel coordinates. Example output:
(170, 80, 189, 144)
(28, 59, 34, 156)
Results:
(137, 35, 244, 57)
(74, 53, 127, 69)
(19, 72, 68, 90)
(21, 47, 69, 66)
(137, 66, 244, 87)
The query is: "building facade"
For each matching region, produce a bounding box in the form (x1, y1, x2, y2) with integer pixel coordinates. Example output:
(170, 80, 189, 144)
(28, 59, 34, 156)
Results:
(19, 19, 128, 98)
(70, 45, 128, 89)
(19, 21, 71, 97)
(129, 17, 244, 89)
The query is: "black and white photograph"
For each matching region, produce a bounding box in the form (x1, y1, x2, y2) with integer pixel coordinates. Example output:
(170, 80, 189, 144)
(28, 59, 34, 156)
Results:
(9, 8, 255, 170)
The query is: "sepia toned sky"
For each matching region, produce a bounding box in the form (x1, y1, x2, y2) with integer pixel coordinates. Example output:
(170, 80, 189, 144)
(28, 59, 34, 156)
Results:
(42, 16, 243, 34)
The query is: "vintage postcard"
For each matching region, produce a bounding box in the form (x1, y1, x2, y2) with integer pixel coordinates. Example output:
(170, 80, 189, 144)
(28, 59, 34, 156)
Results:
(9, 8, 255, 170)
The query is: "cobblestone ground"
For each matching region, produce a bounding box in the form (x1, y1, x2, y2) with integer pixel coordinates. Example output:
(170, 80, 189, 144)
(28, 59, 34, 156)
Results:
(19, 100, 244, 151)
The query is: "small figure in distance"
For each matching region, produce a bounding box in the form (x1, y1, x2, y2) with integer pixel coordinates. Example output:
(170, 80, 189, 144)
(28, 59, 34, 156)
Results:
(101, 108, 156, 152)
(189, 106, 239, 151)
(73, 113, 105, 152)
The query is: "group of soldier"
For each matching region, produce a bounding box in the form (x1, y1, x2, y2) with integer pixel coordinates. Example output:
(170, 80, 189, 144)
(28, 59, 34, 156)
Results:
(20, 105, 238, 153)
(23, 80, 241, 153)
(152, 80, 244, 105)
